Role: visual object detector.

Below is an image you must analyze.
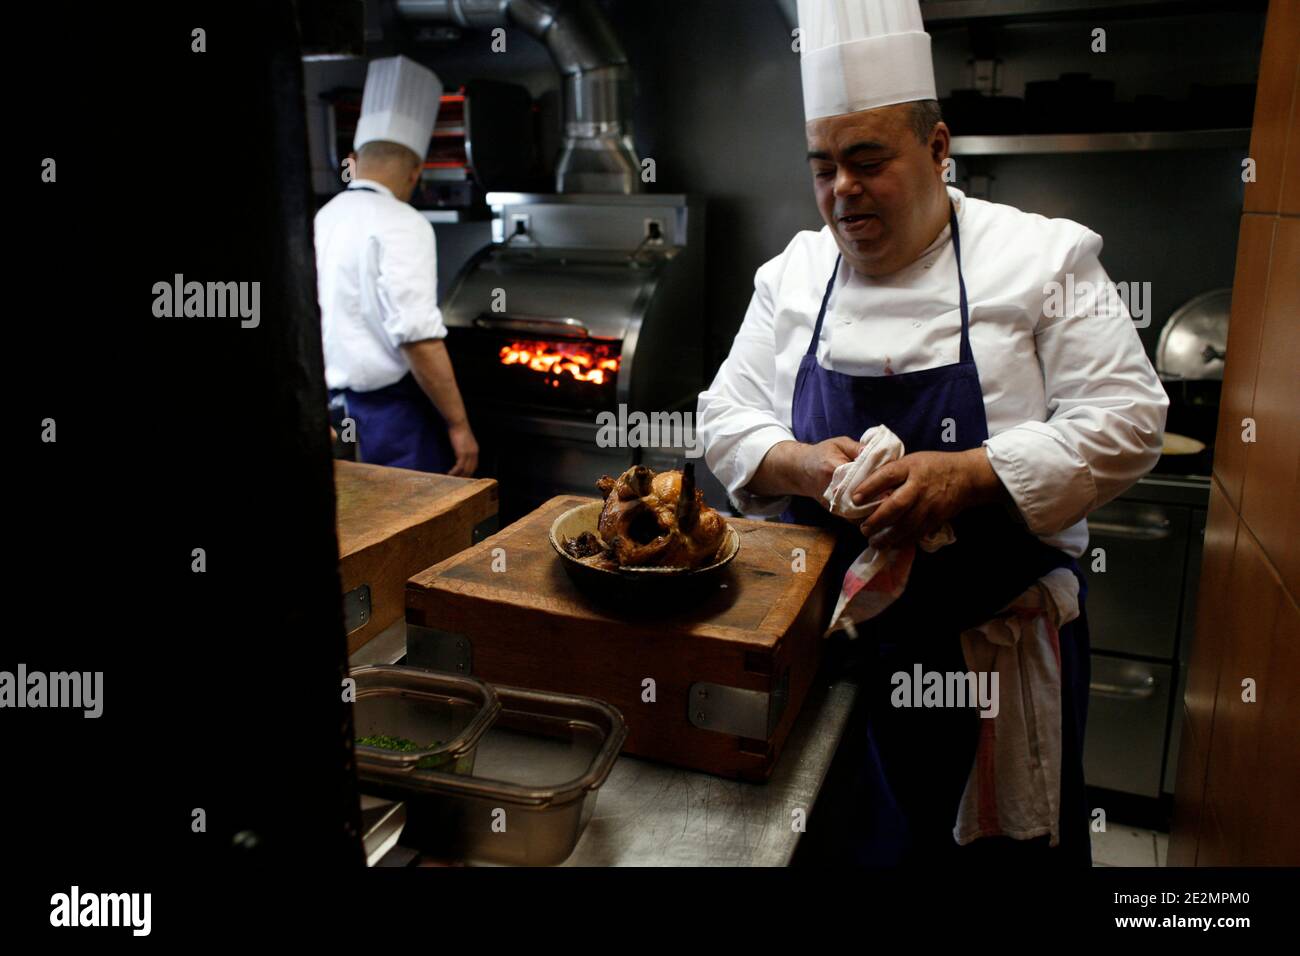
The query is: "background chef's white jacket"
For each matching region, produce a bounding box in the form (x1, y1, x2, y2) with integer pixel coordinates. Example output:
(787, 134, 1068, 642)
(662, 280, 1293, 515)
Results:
(696, 187, 1169, 558)
(315, 179, 447, 392)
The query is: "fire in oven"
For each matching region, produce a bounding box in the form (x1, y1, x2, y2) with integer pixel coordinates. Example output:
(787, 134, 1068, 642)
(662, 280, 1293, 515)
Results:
(450, 328, 623, 416)
(500, 336, 620, 385)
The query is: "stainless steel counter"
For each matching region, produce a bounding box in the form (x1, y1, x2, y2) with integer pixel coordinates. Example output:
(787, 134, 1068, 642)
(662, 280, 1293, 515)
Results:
(350, 619, 858, 867)
(562, 676, 857, 866)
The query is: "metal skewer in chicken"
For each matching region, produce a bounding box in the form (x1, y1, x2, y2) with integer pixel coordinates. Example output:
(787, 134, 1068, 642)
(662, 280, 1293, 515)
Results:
(575, 462, 728, 569)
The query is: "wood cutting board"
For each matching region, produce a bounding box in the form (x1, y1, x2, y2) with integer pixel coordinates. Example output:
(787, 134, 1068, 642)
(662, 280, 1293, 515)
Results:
(405, 494, 839, 780)
(335, 460, 498, 655)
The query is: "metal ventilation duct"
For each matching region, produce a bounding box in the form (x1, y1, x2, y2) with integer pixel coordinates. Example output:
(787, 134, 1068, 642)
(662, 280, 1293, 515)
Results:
(395, 0, 641, 194)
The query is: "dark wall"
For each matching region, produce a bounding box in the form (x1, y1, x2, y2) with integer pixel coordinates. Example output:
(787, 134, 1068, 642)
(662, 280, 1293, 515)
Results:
(607, 0, 821, 375)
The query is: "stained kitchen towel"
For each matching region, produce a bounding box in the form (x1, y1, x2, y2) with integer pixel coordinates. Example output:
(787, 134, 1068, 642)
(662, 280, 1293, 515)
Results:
(823, 425, 906, 520)
(953, 566, 1080, 847)
(822, 425, 955, 638)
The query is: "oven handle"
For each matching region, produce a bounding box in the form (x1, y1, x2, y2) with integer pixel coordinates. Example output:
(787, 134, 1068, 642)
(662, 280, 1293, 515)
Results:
(1086, 519, 1171, 541)
(1089, 674, 1158, 700)
(473, 314, 590, 338)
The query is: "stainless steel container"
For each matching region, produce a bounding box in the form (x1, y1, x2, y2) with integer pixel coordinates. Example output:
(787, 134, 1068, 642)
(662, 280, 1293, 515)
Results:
(351, 665, 501, 776)
(359, 684, 627, 866)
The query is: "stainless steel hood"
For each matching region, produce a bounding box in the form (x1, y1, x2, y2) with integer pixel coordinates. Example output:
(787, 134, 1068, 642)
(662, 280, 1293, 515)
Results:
(443, 191, 694, 343)
(447, 254, 653, 345)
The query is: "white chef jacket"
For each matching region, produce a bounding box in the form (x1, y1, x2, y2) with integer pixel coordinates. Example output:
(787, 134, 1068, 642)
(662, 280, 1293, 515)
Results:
(696, 187, 1168, 557)
(314, 179, 447, 392)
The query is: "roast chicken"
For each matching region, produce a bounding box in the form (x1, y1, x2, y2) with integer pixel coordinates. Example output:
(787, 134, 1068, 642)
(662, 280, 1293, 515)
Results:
(563, 463, 729, 570)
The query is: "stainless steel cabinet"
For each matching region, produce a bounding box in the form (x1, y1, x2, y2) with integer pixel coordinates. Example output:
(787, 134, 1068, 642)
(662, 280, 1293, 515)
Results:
(1080, 477, 1209, 800)
(1084, 658, 1174, 797)
(1083, 500, 1191, 659)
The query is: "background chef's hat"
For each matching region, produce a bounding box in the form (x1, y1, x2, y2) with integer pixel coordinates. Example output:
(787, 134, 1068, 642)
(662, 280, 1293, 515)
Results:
(353, 55, 443, 161)
(797, 0, 937, 121)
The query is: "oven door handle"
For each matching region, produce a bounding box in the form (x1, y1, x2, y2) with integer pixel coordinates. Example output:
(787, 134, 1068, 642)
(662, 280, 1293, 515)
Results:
(1086, 520, 1171, 541)
(474, 314, 590, 338)
(1089, 674, 1158, 700)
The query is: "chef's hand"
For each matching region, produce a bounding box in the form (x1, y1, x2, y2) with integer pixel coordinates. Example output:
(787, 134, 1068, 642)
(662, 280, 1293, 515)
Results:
(746, 436, 863, 503)
(447, 421, 479, 478)
(851, 448, 1005, 548)
(796, 436, 865, 507)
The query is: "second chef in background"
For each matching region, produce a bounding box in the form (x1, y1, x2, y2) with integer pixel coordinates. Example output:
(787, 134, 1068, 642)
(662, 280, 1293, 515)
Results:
(315, 55, 479, 476)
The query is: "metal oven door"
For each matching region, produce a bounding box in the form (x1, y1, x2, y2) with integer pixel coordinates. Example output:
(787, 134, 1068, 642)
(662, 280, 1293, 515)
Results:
(1082, 500, 1191, 659)
(1084, 656, 1173, 797)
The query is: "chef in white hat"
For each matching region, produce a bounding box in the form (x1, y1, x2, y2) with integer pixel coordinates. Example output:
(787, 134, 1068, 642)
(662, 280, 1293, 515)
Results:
(697, 0, 1167, 864)
(315, 55, 478, 475)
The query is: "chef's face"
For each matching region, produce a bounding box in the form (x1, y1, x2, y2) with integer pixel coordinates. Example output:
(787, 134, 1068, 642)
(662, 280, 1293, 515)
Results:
(806, 103, 951, 277)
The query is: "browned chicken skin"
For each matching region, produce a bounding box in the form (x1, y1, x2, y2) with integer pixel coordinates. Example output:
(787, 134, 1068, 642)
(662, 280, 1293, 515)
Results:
(587, 463, 728, 569)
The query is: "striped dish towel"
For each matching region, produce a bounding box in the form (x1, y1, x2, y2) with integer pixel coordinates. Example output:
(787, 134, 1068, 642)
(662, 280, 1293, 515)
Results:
(953, 567, 1080, 847)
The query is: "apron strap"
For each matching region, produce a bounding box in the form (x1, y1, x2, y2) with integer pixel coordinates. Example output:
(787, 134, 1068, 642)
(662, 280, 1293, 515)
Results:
(805, 254, 842, 358)
(805, 201, 974, 366)
(949, 203, 974, 366)
(347, 185, 379, 193)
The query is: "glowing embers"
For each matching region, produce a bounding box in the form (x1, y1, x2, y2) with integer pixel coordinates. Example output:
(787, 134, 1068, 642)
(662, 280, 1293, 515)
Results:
(498, 339, 620, 387)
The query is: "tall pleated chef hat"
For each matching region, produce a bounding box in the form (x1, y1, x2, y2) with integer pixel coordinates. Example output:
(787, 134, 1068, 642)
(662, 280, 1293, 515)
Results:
(797, 0, 936, 121)
(353, 55, 443, 161)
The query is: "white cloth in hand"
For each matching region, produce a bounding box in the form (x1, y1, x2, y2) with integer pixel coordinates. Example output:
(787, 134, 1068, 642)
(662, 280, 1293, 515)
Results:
(823, 425, 903, 520)
(821, 425, 956, 638)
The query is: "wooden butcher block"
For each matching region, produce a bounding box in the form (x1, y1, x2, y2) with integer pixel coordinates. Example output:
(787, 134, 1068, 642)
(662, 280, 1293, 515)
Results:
(405, 494, 838, 781)
(335, 461, 498, 655)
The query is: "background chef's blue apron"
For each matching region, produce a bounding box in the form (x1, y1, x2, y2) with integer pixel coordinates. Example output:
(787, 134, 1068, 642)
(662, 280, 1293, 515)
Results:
(330, 373, 457, 473)
(327, 185, 459, 474)
(783, 205, 1092, 865)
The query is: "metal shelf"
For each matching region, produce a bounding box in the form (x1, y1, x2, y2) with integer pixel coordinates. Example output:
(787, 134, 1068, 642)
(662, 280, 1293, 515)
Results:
(921, 0, 1257, 24)
(949, 128, 1250, 155)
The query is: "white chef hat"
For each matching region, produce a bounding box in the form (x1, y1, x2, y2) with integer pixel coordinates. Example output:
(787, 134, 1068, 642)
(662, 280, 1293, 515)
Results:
(353, 55, 443, 161)
(797, 0, 937, 121)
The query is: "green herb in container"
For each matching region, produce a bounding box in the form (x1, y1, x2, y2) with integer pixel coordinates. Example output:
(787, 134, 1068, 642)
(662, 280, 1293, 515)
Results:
(356, 733, 450, 770)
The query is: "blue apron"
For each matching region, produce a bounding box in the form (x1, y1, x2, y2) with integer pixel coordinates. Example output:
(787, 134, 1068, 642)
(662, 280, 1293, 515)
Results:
(785, 205, 1092, 864)
(331, 373, 456, 473)
(327, 185, 458, 474)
